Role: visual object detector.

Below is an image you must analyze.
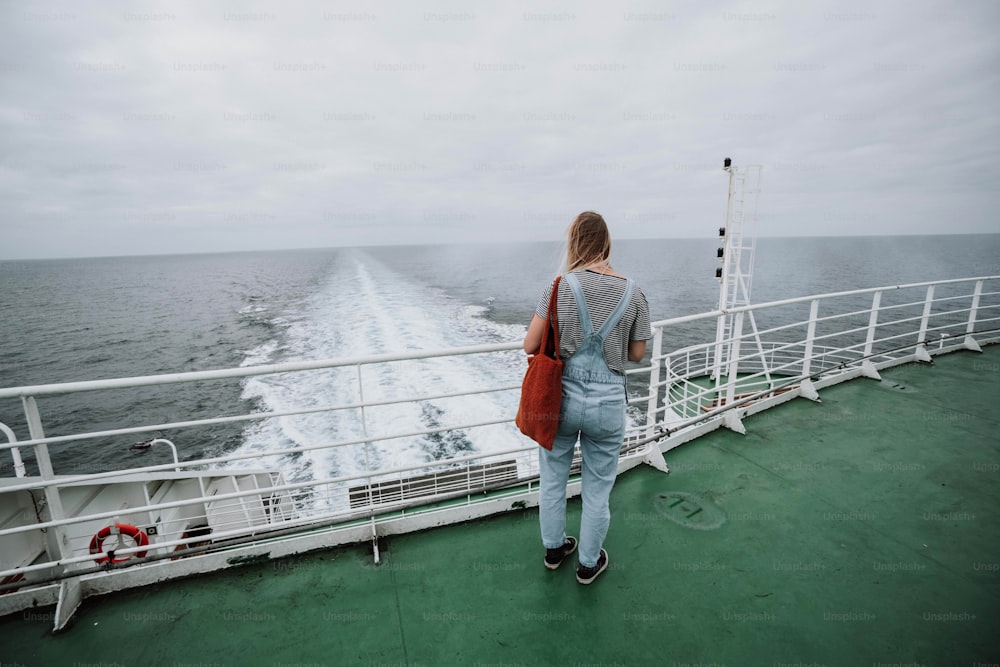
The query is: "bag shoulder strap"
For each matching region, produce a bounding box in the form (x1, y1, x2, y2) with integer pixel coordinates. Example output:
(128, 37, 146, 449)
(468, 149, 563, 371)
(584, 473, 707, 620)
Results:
(540, 276, 561, 360)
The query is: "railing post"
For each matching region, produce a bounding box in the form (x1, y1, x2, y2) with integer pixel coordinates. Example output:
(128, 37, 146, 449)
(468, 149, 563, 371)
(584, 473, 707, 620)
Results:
(21, 393, 84, 630)
(801, 299, 820, 378)
(645, 328, 663, 438)
(22, 397, 70, 557)
(961, 279, 985, 352)
(914, 285, 935, 362)
(863, 290, 882, 357)
(966, 280, 983, 334)
(712, 312, 726, 380)
(917, 285, 935, 344)
(723, 311, 744, 408)
(356, 364, 380, 564)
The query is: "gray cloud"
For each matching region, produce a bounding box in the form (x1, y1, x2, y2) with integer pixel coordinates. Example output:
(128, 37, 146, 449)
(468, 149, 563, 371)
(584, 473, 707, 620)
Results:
(1, 0, 998, 259)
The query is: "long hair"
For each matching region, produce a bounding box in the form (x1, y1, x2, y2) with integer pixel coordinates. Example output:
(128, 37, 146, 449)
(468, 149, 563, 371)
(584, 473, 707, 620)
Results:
(563, 211, 612, 273)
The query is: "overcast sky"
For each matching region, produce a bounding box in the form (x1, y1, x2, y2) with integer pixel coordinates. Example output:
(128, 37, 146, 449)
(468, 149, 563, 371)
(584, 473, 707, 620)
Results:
(1, 0, 997, 259)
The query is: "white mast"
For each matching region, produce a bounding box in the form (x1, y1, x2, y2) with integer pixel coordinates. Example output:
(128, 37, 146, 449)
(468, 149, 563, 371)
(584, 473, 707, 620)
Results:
(713, 158, 762, 381)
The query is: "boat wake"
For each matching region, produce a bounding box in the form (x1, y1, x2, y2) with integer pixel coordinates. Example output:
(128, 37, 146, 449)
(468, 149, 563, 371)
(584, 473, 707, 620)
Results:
(227, 249, 527, 509)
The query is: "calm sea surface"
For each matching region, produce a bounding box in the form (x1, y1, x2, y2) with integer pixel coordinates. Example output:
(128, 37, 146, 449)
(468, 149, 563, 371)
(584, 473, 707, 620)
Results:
(1, 235, 997, 480)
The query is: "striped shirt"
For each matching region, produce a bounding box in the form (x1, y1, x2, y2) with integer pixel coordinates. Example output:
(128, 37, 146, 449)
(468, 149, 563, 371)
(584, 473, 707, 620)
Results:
(534, 270, 652, 374)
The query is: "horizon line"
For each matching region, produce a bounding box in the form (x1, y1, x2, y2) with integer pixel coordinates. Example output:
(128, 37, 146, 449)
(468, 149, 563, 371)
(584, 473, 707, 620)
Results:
(2, 231, 998, 262)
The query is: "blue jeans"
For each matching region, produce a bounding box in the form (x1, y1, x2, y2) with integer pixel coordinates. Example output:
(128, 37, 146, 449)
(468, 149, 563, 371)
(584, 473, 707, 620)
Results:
(538, 374, 625, 568)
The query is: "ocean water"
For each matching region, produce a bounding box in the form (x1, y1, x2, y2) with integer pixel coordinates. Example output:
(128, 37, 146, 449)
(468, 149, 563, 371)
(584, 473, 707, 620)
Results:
(1, 235, 998, 483)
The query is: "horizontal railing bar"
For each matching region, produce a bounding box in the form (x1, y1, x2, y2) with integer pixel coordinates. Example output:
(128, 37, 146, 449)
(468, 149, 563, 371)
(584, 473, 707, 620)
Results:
(867, 297, 948, 312)
(922, 322, 982, 337)
(0, 382, 522, 452)
(0, 415, 520, 493)
(715, 318, 808, 343)
(664, 344, 866, 387)
(921, 294, 983, 305)
(793, 324, 886, 347)
(707, 299, 977, 353)
(669, 337, 814, 372)
(648, 276, 997, 328)
(664, 338, 883, 395)
(0, 342, 524, 399)
(626, 392, 654, 405)
(796, 305, 889, 325)
(666, 362, 799, 405)
(648, 309, 725, 328)
(861, 330, 923, 348)
(668, 313, 858, 358)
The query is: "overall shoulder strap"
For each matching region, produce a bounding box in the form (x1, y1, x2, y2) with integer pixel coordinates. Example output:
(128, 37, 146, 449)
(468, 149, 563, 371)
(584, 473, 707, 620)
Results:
(563, 272, 595, 336)
(595, 279, 635, 340)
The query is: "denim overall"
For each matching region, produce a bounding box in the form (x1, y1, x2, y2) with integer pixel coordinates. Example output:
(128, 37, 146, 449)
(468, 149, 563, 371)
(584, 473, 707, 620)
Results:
(539, 272, 635, 568)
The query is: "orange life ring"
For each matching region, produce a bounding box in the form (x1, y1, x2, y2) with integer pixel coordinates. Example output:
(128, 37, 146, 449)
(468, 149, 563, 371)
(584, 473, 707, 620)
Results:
(89, 523, 149, 563)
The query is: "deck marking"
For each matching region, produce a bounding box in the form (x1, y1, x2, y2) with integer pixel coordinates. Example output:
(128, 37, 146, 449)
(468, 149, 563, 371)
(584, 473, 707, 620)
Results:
(654, 492, 726, 530)
(879, 381, 917, 393)
(385, 543, 411, 667)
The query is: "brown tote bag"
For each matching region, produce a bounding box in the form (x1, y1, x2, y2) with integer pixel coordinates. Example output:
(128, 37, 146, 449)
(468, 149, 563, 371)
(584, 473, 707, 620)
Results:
(515, 276, 563, 450)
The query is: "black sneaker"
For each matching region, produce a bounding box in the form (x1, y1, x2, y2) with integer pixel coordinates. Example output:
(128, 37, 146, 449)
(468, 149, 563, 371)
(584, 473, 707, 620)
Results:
(576, 549, 608, 585)
(544, 537, 578, 570)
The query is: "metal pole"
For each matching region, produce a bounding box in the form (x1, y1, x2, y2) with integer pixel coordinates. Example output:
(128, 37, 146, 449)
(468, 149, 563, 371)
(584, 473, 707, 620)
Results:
(966, 280, 983, 334)
(864, 291, 882, 357)
(22, 396, 71, 564)
(645, 328, 663, 439)
(0, 422, 26, 477)
(149, 439, 180, 472)
(713, 164, 736, 381)
(357, 365, 380, 564)
(801, 299, 820, 378)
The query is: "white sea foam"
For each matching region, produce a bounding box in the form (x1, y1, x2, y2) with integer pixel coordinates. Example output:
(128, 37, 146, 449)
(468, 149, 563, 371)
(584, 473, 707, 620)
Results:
(239, 339, 278, 367)
(230, 249, 529, 510)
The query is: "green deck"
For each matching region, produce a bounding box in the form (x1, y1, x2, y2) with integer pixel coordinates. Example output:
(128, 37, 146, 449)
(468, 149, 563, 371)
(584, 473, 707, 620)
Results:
(3, 347, 999, 666)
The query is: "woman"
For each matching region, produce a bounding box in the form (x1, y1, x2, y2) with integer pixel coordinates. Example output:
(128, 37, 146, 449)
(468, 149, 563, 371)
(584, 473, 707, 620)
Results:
(523, 211, 652, 584)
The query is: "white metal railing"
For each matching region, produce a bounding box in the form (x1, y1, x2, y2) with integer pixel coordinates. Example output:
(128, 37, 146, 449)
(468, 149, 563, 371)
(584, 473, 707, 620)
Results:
(642, 277, 1000, 428)
(1, 275, 998, 593)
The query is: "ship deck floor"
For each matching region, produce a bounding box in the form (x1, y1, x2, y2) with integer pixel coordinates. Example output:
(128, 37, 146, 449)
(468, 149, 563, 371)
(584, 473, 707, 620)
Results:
(3, 346, 999, 666)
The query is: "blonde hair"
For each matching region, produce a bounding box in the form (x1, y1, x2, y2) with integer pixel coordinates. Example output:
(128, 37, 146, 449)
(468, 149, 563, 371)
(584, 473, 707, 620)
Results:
(563, 211, 612, 273)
